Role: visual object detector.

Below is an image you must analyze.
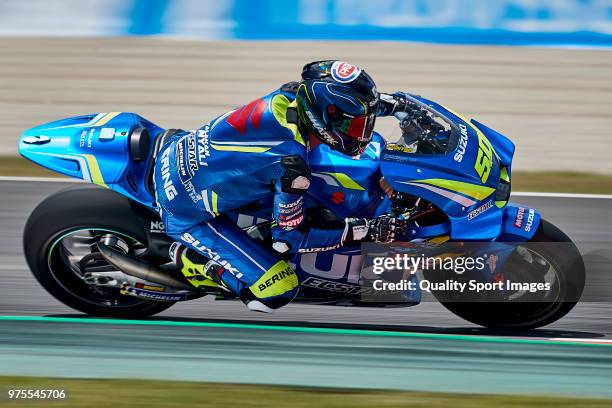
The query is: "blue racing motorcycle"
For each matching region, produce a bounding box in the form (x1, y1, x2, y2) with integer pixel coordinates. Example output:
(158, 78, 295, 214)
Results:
(19, 93, 585, 329)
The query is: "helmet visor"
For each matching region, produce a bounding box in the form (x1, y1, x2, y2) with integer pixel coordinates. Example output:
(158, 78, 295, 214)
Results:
(331, 113, 376, 155)
(332, 113, 376, 156)
(332, 113, 375, 142)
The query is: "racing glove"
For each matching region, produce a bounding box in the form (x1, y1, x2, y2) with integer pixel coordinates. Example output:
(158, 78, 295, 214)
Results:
(343, 215, 408, 244)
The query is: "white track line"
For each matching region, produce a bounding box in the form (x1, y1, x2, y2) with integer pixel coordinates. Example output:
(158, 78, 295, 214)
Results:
(512, 192, 612, 200)
(0, 176, 82, 183)
(549, 338, 612, 344)
(0, 176, 610, 199)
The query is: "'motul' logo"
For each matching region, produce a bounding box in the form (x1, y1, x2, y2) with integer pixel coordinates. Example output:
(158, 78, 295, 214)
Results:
(331, 61, 361, 83)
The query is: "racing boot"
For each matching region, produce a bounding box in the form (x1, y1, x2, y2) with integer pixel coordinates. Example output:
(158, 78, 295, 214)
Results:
(169, 242, 229, 291)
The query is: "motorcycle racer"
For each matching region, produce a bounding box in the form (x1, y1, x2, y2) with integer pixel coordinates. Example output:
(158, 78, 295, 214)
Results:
(153, 60, 408, 313)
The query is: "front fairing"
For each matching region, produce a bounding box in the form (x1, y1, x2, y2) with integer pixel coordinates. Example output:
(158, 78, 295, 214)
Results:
(381, 95, 514, 240)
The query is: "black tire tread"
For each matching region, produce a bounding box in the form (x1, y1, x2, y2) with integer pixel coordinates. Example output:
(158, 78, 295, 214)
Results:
(438, 219, 585, 330)
(23, 185, 173, 318)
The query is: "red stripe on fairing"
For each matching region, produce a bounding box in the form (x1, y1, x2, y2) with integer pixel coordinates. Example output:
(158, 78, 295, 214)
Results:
(226, 98, 265, 134)
(226, 106, 247, 134)
(250, 99, 267, 128)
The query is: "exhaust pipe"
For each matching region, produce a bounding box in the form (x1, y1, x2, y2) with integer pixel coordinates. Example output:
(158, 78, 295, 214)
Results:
(97, 243, 195, 291)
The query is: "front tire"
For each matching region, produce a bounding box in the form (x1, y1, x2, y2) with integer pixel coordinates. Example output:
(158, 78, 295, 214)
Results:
(23, 185, 174, 318)
(437, 219, 585, 330)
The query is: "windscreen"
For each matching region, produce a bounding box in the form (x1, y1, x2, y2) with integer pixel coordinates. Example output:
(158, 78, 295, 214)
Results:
(386, 94, 456, 156)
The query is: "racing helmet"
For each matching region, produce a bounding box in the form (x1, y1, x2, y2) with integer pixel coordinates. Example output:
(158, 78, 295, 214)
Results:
(296, 60, 379, 156)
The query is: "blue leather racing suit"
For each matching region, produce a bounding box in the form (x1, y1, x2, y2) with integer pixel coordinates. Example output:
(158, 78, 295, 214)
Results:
(153, 86, 349, 310)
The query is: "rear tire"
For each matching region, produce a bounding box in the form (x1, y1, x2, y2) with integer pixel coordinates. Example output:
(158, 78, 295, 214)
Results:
(23, 185, 173, 318)
(437, 219, 585, 330)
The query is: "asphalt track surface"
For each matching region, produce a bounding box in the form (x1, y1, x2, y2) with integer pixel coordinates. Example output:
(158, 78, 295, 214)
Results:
(1, 179, 611, 334)
(1, 180, 611, 396)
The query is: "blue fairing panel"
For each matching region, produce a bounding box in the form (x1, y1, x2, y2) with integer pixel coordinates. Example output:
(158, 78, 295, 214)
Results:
(19, 112, 164, 207)
(381, 153, 504, 240)
(471, 119, 515, 170)
(498, 203, 541, 242)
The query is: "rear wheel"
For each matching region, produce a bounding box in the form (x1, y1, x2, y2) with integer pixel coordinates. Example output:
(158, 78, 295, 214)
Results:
(436, 219, 585, 330)
(23, 185, 174, 318)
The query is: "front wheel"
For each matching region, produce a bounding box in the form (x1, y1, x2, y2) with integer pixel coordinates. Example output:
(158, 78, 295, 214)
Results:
(23, 185, 174, 318)
(436, 219, 585, 330)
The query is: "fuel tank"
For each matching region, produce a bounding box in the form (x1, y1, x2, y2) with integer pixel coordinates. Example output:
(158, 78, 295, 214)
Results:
(306, 133, 388, 219)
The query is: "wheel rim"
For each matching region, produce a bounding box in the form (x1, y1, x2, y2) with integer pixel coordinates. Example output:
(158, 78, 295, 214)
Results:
(506, 246, 562, 301)
(483, 244, 565, 325)
(47, 228, 151, 308)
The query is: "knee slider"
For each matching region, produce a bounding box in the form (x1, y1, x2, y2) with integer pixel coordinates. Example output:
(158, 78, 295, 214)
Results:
(241, 287, 297, 311)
